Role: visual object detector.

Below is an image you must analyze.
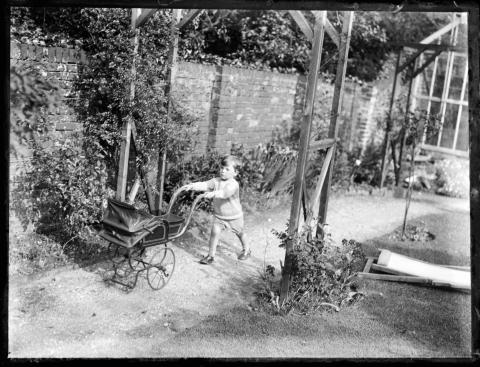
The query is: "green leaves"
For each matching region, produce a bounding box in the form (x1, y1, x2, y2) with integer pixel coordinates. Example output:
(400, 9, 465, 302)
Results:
(11, 136, 110, 240)
(10, 62, 62, 157)
(272, 226, 365, 314)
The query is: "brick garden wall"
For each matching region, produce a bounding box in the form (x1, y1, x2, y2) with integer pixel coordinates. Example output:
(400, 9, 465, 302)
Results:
(10, 41, 89, 182)
(173, 62, 379, 155)
(173, 62, 301, 155)
(10, 42, 380, 166)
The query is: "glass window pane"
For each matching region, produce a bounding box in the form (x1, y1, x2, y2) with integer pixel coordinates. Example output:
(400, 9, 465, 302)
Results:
(425, 101, 442, 145)
(417, 53, 434, 96)
(455, 107, 469, 152)
(448, 55, 466, 100)
(440, 103, 459, 149)
(432, 56, 447, 98)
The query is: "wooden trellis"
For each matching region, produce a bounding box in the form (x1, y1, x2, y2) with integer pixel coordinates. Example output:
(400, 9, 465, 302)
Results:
(115, 8, 353, 300)
(115, 8, 201, 214)
(279, 10, 354, 302)
(115, 9, 352, 227)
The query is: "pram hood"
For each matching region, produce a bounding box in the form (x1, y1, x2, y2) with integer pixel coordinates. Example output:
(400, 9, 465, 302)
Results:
(99, 198, 164, 248)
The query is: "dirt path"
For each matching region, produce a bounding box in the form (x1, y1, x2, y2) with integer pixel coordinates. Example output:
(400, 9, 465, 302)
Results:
(8, 191, 470, 358)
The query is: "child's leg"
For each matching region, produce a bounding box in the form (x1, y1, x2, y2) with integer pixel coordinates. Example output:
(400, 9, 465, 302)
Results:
(237, 232, 250, 252)
(207, 222, 222, 257)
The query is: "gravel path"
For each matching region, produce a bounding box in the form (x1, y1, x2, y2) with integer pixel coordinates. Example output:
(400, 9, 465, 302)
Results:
(8, 191, 470, 358)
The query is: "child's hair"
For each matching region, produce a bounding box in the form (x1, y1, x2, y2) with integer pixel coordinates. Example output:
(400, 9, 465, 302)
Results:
(221, 155, 241, 171)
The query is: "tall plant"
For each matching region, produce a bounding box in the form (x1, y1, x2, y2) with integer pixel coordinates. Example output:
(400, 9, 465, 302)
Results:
(400, 109, 440, 238)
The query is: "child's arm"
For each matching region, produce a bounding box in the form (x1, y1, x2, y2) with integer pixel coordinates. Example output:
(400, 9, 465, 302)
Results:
(204, 181, 237, 199)
(183, 180, 215, 192)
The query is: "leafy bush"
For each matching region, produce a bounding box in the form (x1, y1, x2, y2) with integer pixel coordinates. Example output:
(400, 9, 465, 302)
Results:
(231, 143, 297, 196)
(257, 226, 365, 315)
(11, 135, 110, 242)
(433, 158, 469, 198)
(11, 9, 198, 247)
(10, 61, 61, 157)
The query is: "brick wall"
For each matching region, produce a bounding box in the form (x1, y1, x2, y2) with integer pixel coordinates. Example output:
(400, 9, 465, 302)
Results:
(10, 41, 88, 135)
(10, 42, 89, 183)
(10, 42, 380, 164)
(173, 62, 380, 155)
(173, 62, 300, 155)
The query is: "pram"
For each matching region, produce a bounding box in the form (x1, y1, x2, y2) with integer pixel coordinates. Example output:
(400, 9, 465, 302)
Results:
(98, 186, 206, 291)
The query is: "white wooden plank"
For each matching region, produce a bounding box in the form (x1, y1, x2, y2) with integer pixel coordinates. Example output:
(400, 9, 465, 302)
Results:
(377, 249, 470, 289)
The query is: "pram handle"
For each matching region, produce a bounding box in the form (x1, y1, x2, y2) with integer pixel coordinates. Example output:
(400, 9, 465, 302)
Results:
(165, 186, 208, 240)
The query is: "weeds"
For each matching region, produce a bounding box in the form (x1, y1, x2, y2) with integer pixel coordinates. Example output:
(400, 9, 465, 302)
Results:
(256, 224, 366, 316)
(389, 221, 435, 242)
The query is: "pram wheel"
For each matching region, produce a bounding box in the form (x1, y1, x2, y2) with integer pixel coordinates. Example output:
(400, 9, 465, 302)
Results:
(146, 247, 176, 290)
(128, 245, 146, 271)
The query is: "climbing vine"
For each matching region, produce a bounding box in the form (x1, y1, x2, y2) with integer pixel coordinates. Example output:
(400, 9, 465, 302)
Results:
(11, 8, 197, 241)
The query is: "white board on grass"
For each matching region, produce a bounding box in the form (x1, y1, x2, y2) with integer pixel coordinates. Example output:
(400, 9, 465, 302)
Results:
(377, 249, 470, 289)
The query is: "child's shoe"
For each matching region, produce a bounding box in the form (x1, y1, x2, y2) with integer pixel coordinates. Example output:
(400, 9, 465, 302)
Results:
(200, 255, 214, 265)
(237, 249, 251, 260)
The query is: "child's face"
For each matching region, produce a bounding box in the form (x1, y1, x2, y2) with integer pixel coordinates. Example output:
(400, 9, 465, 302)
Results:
(220, 162, 237, 180)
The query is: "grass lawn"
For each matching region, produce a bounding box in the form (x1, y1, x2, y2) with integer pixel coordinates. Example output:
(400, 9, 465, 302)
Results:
(154, 205, 471, 358)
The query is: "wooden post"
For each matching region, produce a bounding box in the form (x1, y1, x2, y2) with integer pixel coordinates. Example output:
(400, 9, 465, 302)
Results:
(468, 6, 480, 359)
(316, 11, 354, 229)
(155, 9, 182, 213)
(307, 146, 334, 238)
(379, 48, 402, 188)
(395, 63, 415, 187)
(116, 8, 140, 201)
(347, 81, 357, 152)
(279, 11, 327, 305)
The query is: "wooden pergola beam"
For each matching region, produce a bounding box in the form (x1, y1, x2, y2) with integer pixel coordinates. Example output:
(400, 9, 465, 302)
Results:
(289, 10, 340, 48)
(135, 8, 157, 28)
(401, 42, 467, 53)
(116, 8, 140, 201)
(397, 47, 427, 75)
(323, 16, 340, 48)
(317, 11, 354, 228)
(397, 46, 445, 77)
(155, 9, 183, 213)
(279, 10, 327, 304)
(117, 8, 203, 208)
(177, 9, 203, 30)
(312, 10, 340, 48)
(379, 49, 402, 189)
(410, 49, 442, 79)
(135, 8, 202, 31)
(420, 17, 461, 44)
(288, 10, 313, 42)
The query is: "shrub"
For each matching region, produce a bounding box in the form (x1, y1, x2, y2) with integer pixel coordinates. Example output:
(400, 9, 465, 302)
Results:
(11, 134, 110, 242)
(433, 158, 469, 198)
(257, 225, 365, 315)
(231, 143, 297, 196)
(11, 9, 198, 247)
(10, 61, 61, 157)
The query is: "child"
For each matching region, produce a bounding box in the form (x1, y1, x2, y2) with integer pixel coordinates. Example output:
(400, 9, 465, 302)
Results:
(183, 155, 251, 265)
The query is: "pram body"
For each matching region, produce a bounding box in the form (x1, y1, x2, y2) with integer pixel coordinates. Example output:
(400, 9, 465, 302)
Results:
(98, 187, 205, 290)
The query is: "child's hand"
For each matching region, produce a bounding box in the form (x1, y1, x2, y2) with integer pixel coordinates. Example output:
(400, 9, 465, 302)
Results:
(203, 191, 215, 199)
(183, 183, 194, 191)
